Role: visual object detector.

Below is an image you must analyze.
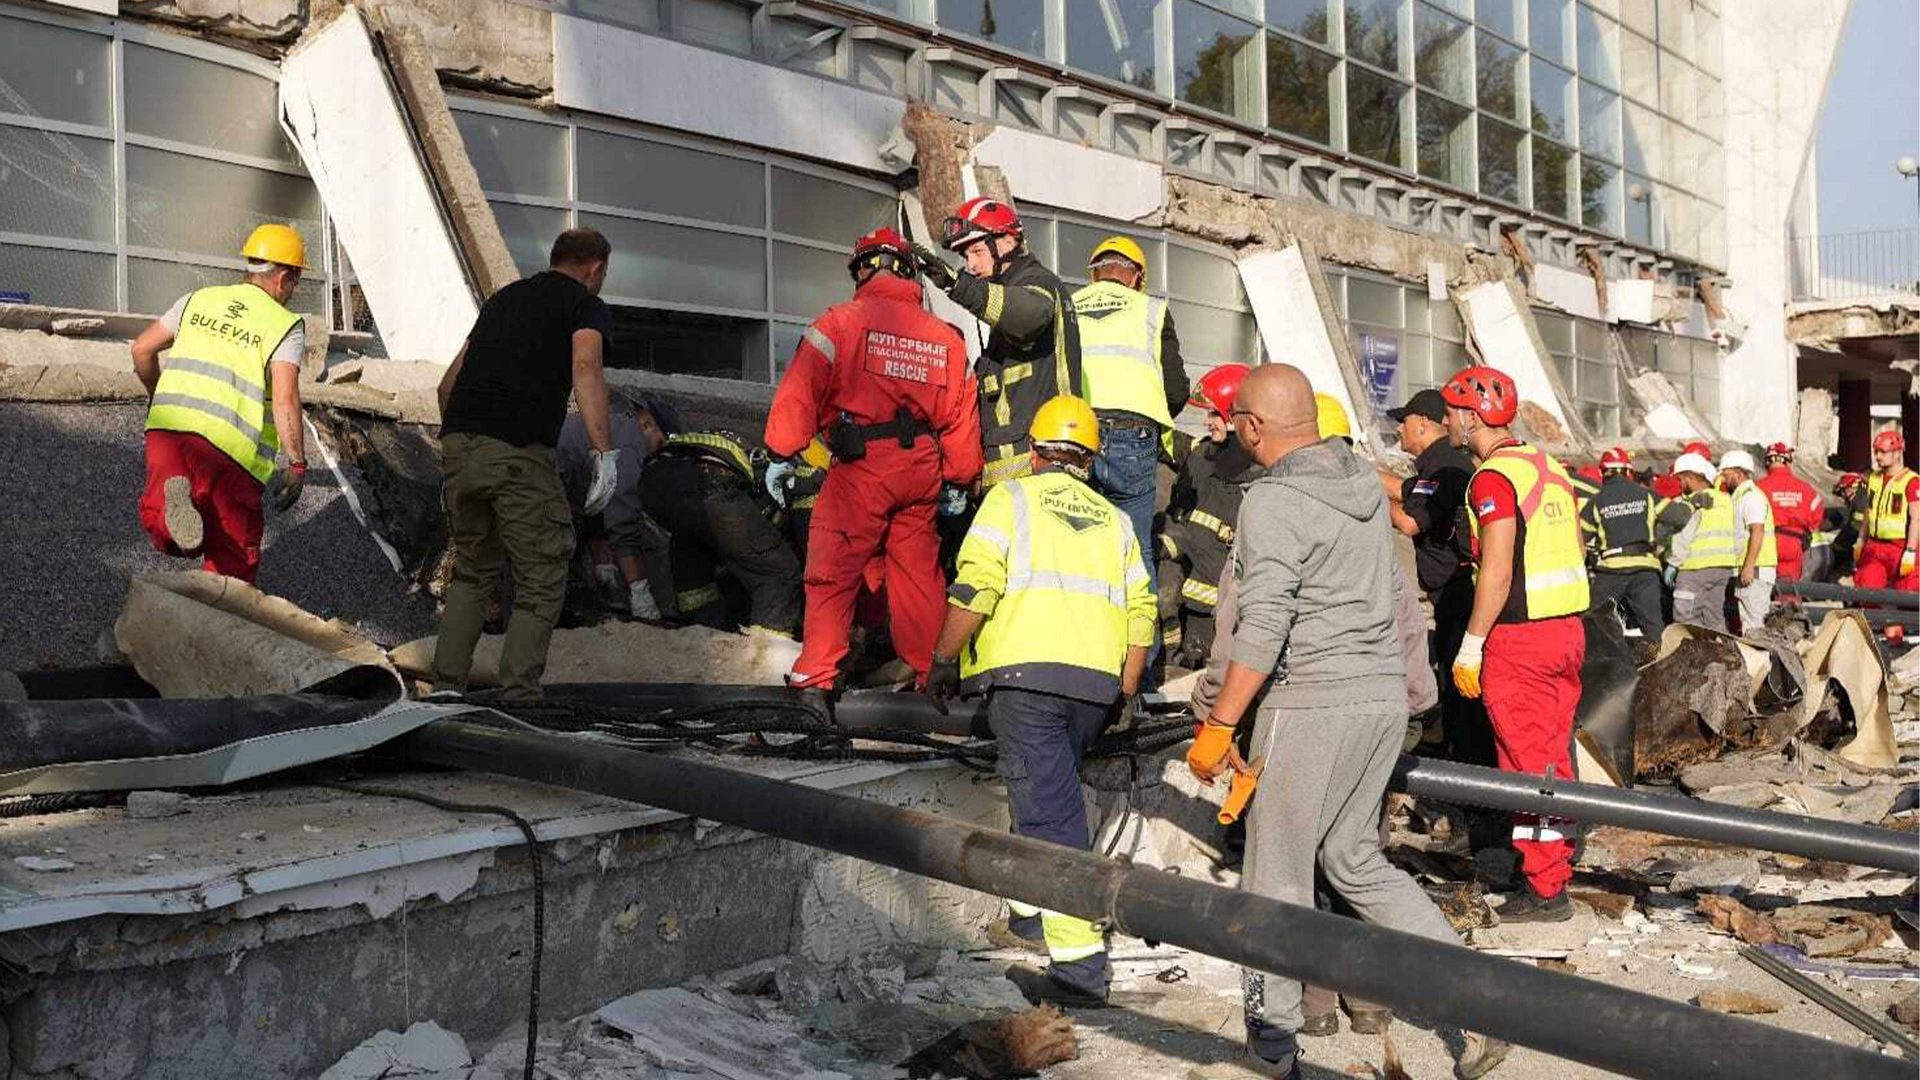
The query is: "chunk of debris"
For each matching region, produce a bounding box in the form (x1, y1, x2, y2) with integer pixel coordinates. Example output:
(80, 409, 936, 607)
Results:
(900, 1004, 1078, 1079)
(12, 855, 75, 872)
(1569, 890, 1635, 920)
(1427, 880, 1498, 933)
(48, 317, 106, 337)
(1770, 906, 1894, 959)
(1666, 856, 1760, 896)
(318, 1021, 472, 1080)
(1695, 989, 1782, 1015)
(1889, 995, 1919, 1030)
(1670, 954, 1726, 980)
(125, 790, 189, 819)
(1696, 895, 1780, 945)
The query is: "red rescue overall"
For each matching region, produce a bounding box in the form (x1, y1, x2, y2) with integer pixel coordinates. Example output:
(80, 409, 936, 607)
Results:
(1756, 464, 1822, 582)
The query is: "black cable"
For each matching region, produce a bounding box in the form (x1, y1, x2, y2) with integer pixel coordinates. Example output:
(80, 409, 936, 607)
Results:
(326, 783, 543, 1080)
(0, 791, 124, 818)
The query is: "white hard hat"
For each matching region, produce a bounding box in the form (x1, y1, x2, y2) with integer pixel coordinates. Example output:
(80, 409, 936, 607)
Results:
(1717, 449, 1757, 475)
(1673, 452, 1715, 478)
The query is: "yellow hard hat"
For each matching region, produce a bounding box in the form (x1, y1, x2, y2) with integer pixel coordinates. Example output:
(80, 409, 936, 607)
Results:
(1315, 392, 1352, 439)
(1029, 394, 1101, 454)
(1088, 235, 1147, 274)
(800, 437, 831, 471)
(242, 223, 309, 270)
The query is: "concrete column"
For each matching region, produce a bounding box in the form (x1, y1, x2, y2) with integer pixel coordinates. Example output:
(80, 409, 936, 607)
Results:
(1837, 378, 1873, 468)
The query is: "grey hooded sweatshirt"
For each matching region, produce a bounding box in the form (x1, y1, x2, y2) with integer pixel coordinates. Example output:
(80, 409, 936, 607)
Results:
(1192, 437, 1406, 713)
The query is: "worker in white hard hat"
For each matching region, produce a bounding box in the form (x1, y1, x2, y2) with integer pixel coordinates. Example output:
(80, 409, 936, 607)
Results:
(1716, 449, 1777, 634)
(1662, 452, 1737, 632)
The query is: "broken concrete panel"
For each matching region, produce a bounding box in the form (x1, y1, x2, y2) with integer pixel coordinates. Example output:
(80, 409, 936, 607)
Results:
(390, 622, 801, 688)
(1795, 387, 1838, 468)
(902, 102, 973, 240)
(971, 127, 1162, 224)
(0, 304, 152, 339)
(0, 363, 147, 403)
(282, 7, 478, 363)
(1533, 264, 1605, 322)
(1239, 245, 1372, 447)
(121, 0, 302, 43)
(1784, 298, 1920, 353)
(359, 0, 552, 96)
(305, 407, 447, 591)
(1625, 370, 1713, 443)
(1164, 176, 1277, 248)
(1265, 190, 1474, 284)
(1458, 278, 1587, 453)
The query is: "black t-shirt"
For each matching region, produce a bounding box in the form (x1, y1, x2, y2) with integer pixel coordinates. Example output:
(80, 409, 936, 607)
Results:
(441, 271, 614, 448)
(1401, 439, 1474, 593)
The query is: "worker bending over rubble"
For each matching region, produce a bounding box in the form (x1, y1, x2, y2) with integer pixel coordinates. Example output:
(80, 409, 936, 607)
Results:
(926, 395, 1154, 1009)
(1159, 363, 1256, 668)
(131, 223, 313, 583)
(431, 227, 620, 701)
(556, 388, 678, 621)
(1664, 452, 1738, 632)
(1854, 430, 1919, 592)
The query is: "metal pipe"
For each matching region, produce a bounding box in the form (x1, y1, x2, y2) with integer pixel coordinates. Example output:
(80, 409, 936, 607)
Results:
(1742, 945, 1919, 1058)
(393, 720, 1907, 1080)
(1775, 579, 1920, 609)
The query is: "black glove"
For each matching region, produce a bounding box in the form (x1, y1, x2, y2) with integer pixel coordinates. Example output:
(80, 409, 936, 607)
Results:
(268, 463, 307, 512)
(925, 654, 961, 715)
(911, 243, 958, 291)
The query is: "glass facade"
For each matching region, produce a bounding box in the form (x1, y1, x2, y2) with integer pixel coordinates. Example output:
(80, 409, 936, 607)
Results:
(1324, 268, 1471, 436)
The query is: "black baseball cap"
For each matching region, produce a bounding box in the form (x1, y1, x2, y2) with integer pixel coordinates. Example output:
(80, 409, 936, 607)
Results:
(1388, 388, 1447, 423)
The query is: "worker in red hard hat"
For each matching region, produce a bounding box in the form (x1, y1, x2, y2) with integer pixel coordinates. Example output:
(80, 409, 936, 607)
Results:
(1754, 442, 1822, 583)
(1444, 365, 1588, 923)
(1579, 447, 1681, 639)
(1853, 429, 1919, 592)
(1158, 363, 1261, 668)
(766, 227, 983, 689)
(910, 197, 1081, 490)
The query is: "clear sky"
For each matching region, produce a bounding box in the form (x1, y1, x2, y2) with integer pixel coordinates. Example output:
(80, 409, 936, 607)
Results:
(1814, 0, 1920, 234)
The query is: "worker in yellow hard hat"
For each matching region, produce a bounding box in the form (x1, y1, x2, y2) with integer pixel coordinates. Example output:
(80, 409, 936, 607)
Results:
(926, 394, 1155, 1008)
(130, 223, 312, 582)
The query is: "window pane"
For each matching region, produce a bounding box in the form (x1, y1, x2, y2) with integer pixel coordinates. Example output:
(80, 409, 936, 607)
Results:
(1622, 101, 1660, 174)
(1476, 32, 1523, 120)
(771, 169, 894, 245)
(584, 212, 766, 311)
(1416, 92, 1471, 186)
(125, 45, 300, 166)
(1267, 37, 1337, 143)
(1660, 55, 1694, 125)
(1479, 0, 1520, 41)
(125, 146, 321, 260)
(1532, 138, 1574, 220)
(1658, 0, 1692, 58)
(772, 242, 853, 318)
(131, 257, 323, 317)
(1167, 243, 1243, 306)
(1529, 0, 1569, 63)
(573, 0, 662, 29)
(1535, 311, 1573, 352)
(1575, 317, 1608, 357)
(1414, 4, 1472, 101)
(0, 16, 109, 128)
(1530, 58, 1573, 140)
(1346, 67, 1407, 166)
(1576, 6, 1619, 88)
(1169, 301, 1259, 367)
(615, 309, 765, 382)
(1431, 294, 1464, 339)
(1348, 277, 1401, 324)
(1624, 172, 1655, 245)
(1620, 28, 1657, 104)
(1581, 159, 1621, 233)
(1478, 116, 1523, 203)
(938, 0, 1045, 56)
(577, 130, 764, 227)
(1268, 0, 1334, 44)
(0, 243, 114, 311)
(1066, 0, 1157, 91)
(1579, 359, 1616, 402)
(0, 127, 114, 242)
(1619, 0, 1654, 36)
(490, 200, 570, 277)
(456, 111, 568, 200)
(1579, 82, 1620, 160)
(1345, 0, 1403, 73)
(677, 0, 753, 54)
(1174, 2, 1260, 118)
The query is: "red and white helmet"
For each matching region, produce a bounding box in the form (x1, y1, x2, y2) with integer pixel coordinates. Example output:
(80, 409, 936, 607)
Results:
(1190, 363, 1252, 420)
(1440, 365, 1519, 427)
(1764, 441, 1793, 462)
(849, 227, 914, 279)
(941, 197, 1023, 252)
(1835, 471, 1864, 494)
(1873, 429, 1906, 453)
(1600, 447, 1632, 471)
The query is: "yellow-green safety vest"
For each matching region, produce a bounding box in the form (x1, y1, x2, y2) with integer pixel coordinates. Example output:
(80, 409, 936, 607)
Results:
(146, 283, 301, 483)
(1678, 487, 1741, 570)
(1072, 280, 1173, 432)
(1468, 443, 1590, 621)
(1729, 479, 1779, 568)
(1864, 468, 1915, 542)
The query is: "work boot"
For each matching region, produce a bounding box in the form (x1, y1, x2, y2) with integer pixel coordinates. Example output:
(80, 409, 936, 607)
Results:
(1003, 962, 1109, 1010)
(1455, 1032, 1511, 1078)
(1184, 1049, 1298, 1079)
(1346, 1007, 1391, 1035)
(162, 476, 203, 555)
(1296, 1011, 1337, 1037)
(1496, 882, 1573, 924)
(984, 918, 1047, 955)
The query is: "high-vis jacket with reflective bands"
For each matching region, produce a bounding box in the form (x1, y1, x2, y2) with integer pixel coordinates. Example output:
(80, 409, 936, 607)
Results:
(1862, 467, 1916, 542)
(1677, 487, 1741, 570)
(658, 431, 756, 481)
(947, 469, 1156, 702)
(145, 283, 301, 483)
(1071, 280, 1173, 430)
(1729, 479, 1779, 568)
(1161, 433, 1262, 613)
(1469, 442, 1591, 622)
(943, 253, 1082, 488)
(1579, 474, 1661, 572)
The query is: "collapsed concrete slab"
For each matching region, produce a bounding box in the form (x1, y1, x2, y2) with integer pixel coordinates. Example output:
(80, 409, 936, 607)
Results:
(1239, 243, 1373, 447)
(1457, 278, 1588, 455)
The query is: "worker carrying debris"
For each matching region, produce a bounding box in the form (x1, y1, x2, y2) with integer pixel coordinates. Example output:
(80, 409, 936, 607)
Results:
(925, 394, 1154, 1009)
(1159, 363, 1257, 668)
(1446, 364, 1588, 924)
(765, 227, 981, 689)
(913, 198, 1081, 490)
(556, 388, 678, 621)
(1757, 442, 1822, 583)
(130, 223, 313, 583)
(430, 227, 620, 701)
(1187, 364, 1509, 1080)
(1665, 452, 1739, 633)
(1854, 429, 1919, 592)
(1580, 447, 1681, 639)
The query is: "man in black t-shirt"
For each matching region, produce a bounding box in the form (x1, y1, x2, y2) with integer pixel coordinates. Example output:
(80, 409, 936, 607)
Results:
(431, 228, 619, 701)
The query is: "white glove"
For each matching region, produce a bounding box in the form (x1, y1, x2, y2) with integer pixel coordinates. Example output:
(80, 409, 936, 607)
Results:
(938, 484, 970, 517)
(583, 449, 618, 516)
(628, 580, 661, 620)
(1452, 632, 1487, 699)
(595, 563, 622, 595)
(764, 459, 797, 507)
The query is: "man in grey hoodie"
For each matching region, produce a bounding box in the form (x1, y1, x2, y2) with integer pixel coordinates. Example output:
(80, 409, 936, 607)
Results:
(1186, 364, 1507, 1080)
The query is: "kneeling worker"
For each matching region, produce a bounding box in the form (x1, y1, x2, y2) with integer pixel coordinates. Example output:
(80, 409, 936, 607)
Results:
(1160, 362, 1257, 667)
(926, 395, 1155, 1007)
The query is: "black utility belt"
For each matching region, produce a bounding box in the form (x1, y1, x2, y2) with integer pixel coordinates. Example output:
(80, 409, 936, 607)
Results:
(1096, 411, 1159, 432)
(1599, 540, 1654, 557)
(827, 408, 932, 462)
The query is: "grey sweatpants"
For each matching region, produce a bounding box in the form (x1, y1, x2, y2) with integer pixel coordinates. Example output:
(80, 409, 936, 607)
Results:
(1240, 694, 1460, 1034)
(1734, 570, 1775, 635)
(1672, 568, 1732, 632)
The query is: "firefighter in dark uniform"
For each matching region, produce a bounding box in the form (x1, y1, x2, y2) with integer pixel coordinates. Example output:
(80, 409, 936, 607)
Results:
(1580, 447, 1675, 638)
(637, 429, 802, 636)
(1158, 363, 1258, 669)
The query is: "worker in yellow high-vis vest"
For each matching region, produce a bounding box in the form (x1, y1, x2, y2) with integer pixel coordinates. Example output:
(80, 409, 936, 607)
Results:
(130, 224, 311, 582)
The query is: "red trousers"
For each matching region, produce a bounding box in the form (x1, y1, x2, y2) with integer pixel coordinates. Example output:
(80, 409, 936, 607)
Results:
(791, 446, 943, 687)
(139, 430, 264, 582)
(1482, 615, 1585, 898)
(1774, 535, 1805, 583)
(1855, 538, 1918, 592)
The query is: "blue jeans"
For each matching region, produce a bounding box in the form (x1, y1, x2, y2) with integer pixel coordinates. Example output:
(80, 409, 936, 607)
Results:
(1093, 420, 1160, 678)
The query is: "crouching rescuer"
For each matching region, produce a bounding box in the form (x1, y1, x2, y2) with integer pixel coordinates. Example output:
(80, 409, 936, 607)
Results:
(924, 395, 1155, 1007)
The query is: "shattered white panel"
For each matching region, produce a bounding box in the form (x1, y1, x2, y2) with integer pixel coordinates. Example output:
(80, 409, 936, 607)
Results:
(554, 15, 906, 173)
(43, 0, 115, 12)
(280, 8, 477, 362)
(1534, 264, 1605, 321)
(970, 127, 1163, 223)
(1459, 280, 1571, 428)
(1641, 403, 1701, 440)
(1238, 247, 1368, 448)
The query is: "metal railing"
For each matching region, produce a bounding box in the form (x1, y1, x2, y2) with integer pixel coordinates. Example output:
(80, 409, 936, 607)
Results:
(1789, 228, 1920, 301)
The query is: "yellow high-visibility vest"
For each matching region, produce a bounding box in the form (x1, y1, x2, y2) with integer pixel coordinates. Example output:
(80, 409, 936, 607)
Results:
(1729, 479, 1779, 568)
(145, 283, 300, 483)
(1468, 442, 1590, 620)
(1864, 468, 1915, 542)
(1679, 487, 1741, 570)
(1072, 280, 1173, 431)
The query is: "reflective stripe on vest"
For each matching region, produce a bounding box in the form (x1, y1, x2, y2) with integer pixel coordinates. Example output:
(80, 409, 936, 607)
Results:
(1865, 468, 1915, 542)
(1180, 576, 1220, 607)
(1731, 480, 1779, 568)
(1469, 443, 1590, 620)
(664, 432, 754, 479)
(1186, 509, 1234, 543)
(1679, 488, 1741, 570)
(1072, 280, 1174, 430)
(145, 283, 299, 483)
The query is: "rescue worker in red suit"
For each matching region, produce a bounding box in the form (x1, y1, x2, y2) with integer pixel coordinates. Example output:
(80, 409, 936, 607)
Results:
(767, 228, 983, 689)
(1854, 429, 1920, 593)
(1445, 366, 1589, 924)
(1755, 443, 1822, 583)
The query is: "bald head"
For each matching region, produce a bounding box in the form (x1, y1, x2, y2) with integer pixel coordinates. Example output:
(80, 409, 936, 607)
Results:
(1232, 363, 1323, 467)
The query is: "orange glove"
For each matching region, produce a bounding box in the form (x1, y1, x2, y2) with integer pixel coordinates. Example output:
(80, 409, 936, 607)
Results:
(1186, 721, 1237, 785)
(1452, 632, 1486, 700)
(1901, 546, 1917, 580)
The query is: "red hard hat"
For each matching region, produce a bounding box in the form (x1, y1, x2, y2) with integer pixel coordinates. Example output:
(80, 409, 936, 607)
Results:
(1873, 429, 1906, 453)
(1600, 447, 1631, 470)
(1835, 471, 1864, 493)
(1440, 365, 1519, 427)
(1682, 440, 1712, 458)
(849, 227, 913, 277)
(1764, 441, 1793, 460)
(941, 197, 1022, 252)
(1191, 363, 1252, 420)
